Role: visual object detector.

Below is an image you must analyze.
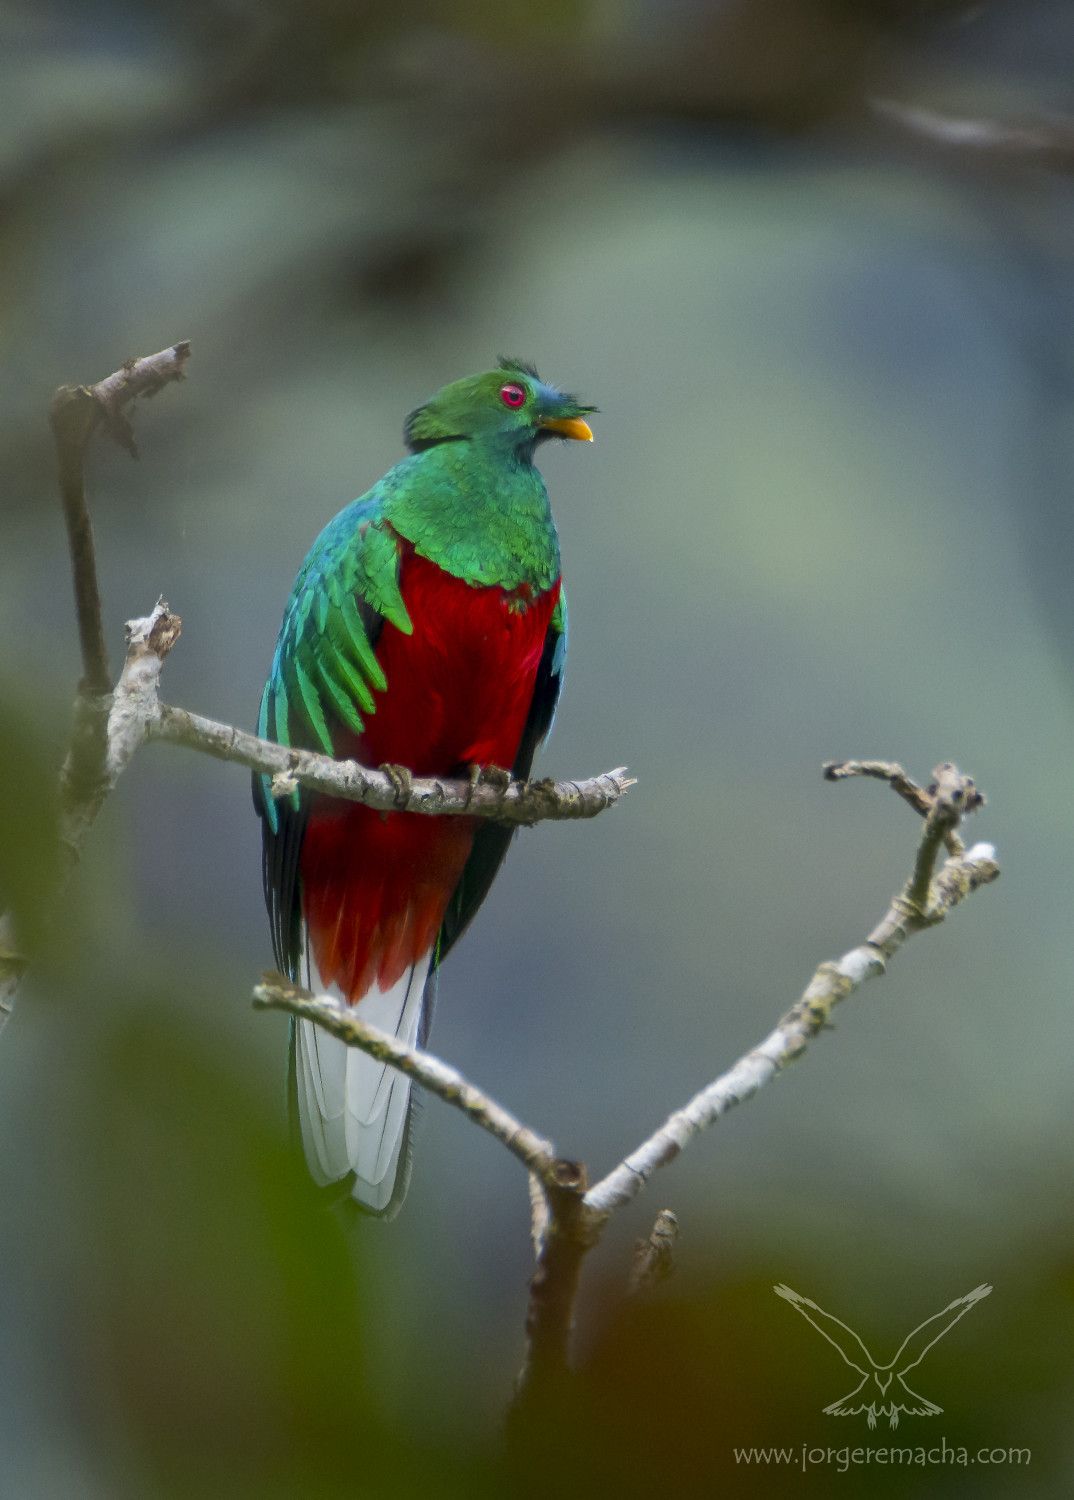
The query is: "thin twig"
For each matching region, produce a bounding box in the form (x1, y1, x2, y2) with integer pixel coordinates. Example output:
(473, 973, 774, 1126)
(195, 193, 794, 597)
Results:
(48, 342, 191, 695)
(50, 346, 192, 864)
(50, 387, 111, 696)
(823, 759, 933, 819)
(583, 826, 997, 1218)
(46, 590, 632, 827)
(251, 971, 598, 1404)
(823, 758, 981, 859)
(252, 971, 566, 1184)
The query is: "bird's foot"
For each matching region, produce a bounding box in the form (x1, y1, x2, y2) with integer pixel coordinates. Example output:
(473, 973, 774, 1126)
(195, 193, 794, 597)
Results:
(460, 762, 483, 807)
(379, 763, 413, 809)
(479, 764, 512, 791)
(463, 763, 512, 805)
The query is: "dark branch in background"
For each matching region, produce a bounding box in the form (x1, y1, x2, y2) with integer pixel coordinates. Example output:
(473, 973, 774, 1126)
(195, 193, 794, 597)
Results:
(7, 0, 1046, 385)
(51, 386, 111, 698)
(258, 762, 999, 1404)
(2, 349, 190, 1027)
(870, 97, 1074, 175)
(49, 343, 191, 696)
(52, 346, 192, 878)
(6, 6, 1070, 390)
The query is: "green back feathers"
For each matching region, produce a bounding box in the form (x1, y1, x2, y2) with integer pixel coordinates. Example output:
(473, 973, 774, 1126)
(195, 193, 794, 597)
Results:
(257, 497, 402, 830)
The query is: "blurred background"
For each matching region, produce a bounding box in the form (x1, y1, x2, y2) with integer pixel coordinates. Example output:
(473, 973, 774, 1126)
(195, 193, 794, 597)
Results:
(4, 0, 1074, 1494)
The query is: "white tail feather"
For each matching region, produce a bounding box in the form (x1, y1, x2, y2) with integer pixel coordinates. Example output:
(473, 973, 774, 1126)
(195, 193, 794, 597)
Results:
(295, 942, 431, 1214)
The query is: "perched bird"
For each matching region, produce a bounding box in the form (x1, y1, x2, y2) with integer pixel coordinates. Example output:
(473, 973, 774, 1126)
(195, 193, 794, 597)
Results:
(254, 359, 594, 1215)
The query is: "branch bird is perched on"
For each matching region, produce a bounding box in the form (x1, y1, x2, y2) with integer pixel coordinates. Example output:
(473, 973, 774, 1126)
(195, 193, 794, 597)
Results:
(253, 360, 595, 1215)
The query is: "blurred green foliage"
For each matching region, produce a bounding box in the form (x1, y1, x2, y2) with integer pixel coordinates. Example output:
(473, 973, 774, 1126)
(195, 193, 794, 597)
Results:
(76, 1009, 371, 1497)
(55, 1001, 1074, 1500)
(0, 693, 59, 962)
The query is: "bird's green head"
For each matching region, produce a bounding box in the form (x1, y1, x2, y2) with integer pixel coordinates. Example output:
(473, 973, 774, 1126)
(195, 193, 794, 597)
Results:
(404, 358, 595, 457)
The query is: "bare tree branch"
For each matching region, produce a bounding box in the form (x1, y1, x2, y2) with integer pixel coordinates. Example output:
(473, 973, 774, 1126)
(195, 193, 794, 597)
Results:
(252, 971, 566, 1184)
(49, 345, 192, 867)
(518, 1161, 593, 1403)
(823, 758, 935, 821)
(823, 758, 983, 857)
(2, 350, 192, 1026)
(584, 770, 996, 1218)
(152, 702, 633, 824)
(3, 606, 184, 1024)
(528, 1171, 550, 1257)
(57, 602, 183, 871)
(49, 342, 191, 697)
(256, 760, 1000, 1403)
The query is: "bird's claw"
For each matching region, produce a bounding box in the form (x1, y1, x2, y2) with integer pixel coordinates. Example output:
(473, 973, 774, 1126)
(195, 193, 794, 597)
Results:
(462, 763, 512, 805)
(379, 762, 413, 808)
(479, 764, 512, 791)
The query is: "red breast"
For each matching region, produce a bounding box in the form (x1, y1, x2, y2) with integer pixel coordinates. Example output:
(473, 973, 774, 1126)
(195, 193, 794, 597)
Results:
(301, 551, 560, 1000)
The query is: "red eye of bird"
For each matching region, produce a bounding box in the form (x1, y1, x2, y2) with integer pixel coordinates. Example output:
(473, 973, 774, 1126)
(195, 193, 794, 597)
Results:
(500, 383, 526, 408)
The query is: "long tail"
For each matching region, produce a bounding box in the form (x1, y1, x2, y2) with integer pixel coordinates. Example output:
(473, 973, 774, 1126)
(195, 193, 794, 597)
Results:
(291, 943, 433, 1216)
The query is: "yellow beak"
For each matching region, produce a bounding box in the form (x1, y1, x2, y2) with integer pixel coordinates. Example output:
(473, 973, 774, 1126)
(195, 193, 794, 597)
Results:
(540, 416, 594, 442)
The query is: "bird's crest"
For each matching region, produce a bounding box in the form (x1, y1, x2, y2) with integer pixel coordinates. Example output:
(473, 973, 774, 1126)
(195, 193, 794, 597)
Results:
(497, 355, 541, 380)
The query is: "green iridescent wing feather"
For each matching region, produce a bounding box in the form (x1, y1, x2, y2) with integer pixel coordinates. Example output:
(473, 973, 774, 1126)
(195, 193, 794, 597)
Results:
(256, 494, 409, 818)
(253, 489, 407, 974)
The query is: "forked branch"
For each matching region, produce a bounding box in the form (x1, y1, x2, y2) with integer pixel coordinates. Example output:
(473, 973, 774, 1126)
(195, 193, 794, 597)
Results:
(3, 348, 190, 1028)
(258, 760, 999, 1401)
(49, 341, 191, 696)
